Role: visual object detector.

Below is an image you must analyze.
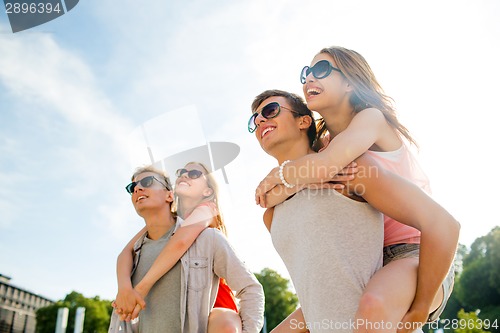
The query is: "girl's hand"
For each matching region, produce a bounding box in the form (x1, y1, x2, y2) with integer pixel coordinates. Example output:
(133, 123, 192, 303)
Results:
(396, 307, 428, 333)
(332, 161, 358, 180)
(300, 162, 358, 194)
(255, 162, 358, 207)
(255, 167, 281, 206)
(113, 286, 146, 320)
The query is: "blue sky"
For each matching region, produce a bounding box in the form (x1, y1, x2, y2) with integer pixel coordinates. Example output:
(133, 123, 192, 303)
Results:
(1, 0, 499, 301)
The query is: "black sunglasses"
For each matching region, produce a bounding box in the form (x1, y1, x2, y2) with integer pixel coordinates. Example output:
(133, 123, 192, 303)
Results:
(300, 60, 342, 84)
(248, 102, 301, 133)
(176, 168, 204, 179)
(125, 176, 170, 194)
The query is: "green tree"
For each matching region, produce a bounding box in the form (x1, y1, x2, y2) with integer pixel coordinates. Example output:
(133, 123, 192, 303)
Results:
(255, 268, 298, 331)
(36, 291, 112, 333)
(454, 309, 490, 333)
(456, 227, 500, 332)
(36, 301, 66, 333)
(454, 243, 469, 276)
(437, 227, 500, 333)
(435, 243, 469, 331)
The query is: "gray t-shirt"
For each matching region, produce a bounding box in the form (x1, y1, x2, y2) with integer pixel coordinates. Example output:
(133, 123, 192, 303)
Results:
(132, 225, 182, 332)
(271, 188, 384, 333)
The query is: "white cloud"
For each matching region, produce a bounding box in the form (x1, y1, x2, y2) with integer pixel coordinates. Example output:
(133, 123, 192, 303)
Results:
(1, 0, 500, 301)
(0, 26, 141, 299)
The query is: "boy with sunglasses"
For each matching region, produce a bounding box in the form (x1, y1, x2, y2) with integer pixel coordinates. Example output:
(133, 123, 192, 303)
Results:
(109, 165, 264, 333)
(249, 89, 458, 332)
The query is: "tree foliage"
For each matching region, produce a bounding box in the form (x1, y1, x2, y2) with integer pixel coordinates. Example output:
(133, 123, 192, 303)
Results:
(36, 291, 112, 333)
(454, 309, 491, 333)
(255, 268, 299, 331)
(439, 227, 500, 333)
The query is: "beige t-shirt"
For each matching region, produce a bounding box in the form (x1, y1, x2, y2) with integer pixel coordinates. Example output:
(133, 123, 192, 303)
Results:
(271, 188, 384, 333)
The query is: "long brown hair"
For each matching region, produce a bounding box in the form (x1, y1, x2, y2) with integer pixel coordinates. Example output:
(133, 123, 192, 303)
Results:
(315, 46, 418, 148)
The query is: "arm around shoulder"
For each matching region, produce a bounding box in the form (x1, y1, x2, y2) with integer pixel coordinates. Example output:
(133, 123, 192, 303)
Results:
(284, 108, 387, 184)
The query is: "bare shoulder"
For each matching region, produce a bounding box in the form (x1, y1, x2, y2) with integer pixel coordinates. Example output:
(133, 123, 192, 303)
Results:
(354, 108, 385, 121)
(352, 108, 401, 150)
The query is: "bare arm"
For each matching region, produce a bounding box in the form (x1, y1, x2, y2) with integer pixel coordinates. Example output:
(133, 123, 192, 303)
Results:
(352, 154, 460, 328)
(114, 226, 147, 316)
(133, 205, 215, 298)
(261, 163, 358, 208)
(256, 109, 387, 202)
(262, 184, 307, 209)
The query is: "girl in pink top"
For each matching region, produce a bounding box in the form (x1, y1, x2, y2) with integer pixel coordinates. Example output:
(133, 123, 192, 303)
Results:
(365, 145, 429, 247)
(255, 46, 458, 333)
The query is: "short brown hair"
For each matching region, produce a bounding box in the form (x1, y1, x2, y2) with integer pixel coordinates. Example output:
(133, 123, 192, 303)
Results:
(251, 89, 317, 149)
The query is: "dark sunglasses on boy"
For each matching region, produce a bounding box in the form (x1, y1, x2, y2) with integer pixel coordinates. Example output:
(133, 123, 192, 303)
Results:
(176, 168, 204, 179)
(248, 101, 301, 133)
(300, 59, 342, 84)
(125, 176, 170, 194)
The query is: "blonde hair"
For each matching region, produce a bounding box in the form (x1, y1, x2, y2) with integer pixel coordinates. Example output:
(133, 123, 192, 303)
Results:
(180, 162, 227, 236)
(316, 46, 418, 148)
(131, 165, 177, 217)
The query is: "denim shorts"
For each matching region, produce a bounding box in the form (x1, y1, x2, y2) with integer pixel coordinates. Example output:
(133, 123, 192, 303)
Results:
(383, 243, 455, 322)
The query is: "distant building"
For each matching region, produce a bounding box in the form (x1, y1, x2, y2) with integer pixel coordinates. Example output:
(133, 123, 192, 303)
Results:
(0, 273, 54, 333)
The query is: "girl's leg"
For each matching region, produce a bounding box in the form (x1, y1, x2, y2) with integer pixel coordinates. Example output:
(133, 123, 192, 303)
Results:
(355, 257, 419, 333)
(207, 308, 242, 333)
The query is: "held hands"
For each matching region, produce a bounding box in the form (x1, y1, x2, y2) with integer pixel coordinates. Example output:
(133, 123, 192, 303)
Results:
(255, 162, 358, 208)
(112, 286, 147, 321)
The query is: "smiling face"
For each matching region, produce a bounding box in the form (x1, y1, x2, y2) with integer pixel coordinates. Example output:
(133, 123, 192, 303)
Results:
(131, 171, 173, 216)
(174, 163, 213, 201)
(253, 96, 307, 157)
(302, 53, 352, 115)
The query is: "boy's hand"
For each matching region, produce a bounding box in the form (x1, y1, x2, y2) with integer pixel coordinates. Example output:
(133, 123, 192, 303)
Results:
(113, 286, 146, 320)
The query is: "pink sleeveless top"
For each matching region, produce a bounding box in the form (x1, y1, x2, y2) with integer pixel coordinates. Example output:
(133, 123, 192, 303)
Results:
(365, 144, 431, 246)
